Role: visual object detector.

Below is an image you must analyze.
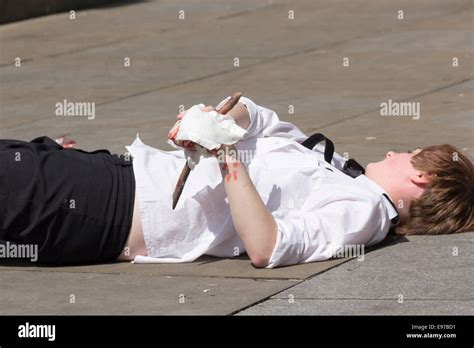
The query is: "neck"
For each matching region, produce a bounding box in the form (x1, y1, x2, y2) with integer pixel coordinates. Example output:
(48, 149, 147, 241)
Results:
(365, 172, 394, 199)
(365, 172, 408, 224)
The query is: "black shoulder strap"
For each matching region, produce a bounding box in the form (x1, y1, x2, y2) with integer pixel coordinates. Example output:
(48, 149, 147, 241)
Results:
(342, 158, 366, 178)
(301, 133, 334, 163)
(302, 133, 366, 177)
(302, 133, 399, 224)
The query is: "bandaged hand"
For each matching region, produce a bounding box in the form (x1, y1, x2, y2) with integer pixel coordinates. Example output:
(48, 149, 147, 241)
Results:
(167, 104, 247, 169)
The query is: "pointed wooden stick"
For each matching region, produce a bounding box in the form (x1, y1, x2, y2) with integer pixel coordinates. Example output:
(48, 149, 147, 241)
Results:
(172, 92, 242, 209)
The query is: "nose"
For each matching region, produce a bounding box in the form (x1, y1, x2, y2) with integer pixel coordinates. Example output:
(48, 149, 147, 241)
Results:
(386, 151, 396, 159)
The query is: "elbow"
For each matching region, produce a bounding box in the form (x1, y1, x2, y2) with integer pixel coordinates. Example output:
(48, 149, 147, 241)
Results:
(251, 257, 270, 268)
(242, 219, 278, 269)
(249, 253, 270, 268)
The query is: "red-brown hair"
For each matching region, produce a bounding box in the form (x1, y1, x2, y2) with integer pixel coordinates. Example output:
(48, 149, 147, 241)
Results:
(398, 144, 474, 235)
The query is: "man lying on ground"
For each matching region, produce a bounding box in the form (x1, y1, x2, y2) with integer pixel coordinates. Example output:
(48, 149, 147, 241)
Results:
(0, 96, 472, 267)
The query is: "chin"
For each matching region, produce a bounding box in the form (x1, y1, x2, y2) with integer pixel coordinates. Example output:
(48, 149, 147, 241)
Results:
(366, 160, 385, 176)
(365, 162, 375, 174)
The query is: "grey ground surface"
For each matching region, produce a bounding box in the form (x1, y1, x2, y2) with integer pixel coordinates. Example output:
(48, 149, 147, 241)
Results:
(239, 232, 474, 315)
(0, 0, 473, 315)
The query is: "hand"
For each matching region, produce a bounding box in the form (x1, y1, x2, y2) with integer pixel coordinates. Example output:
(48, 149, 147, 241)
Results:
(167, 105, 218, 169)
(54, 134, 77, 148)
(168, 103, 247, 169)
(167, 105, 217, 151)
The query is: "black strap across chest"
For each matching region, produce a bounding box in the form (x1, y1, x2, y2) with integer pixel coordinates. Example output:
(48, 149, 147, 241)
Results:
(301, 132, 365, 178)
(301, 133, 335, 164)
(301, 132, 399, 225)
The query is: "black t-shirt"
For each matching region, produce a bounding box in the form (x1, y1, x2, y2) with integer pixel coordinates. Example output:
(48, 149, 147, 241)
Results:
(0, 136, 135, 265)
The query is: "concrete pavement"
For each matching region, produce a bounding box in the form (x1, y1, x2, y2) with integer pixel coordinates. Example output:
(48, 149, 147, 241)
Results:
(0, 0, 473, 315)
(239, 232, 474, 315)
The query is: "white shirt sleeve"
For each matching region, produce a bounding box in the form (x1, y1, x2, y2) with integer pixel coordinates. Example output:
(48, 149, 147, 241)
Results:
(216, 96, 348, 169)
(217, 96, 308, 143)
(266, 187, 390, 268)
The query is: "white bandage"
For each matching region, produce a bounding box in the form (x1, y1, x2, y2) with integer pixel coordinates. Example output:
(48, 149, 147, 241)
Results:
(174, 104, 247, 169)
(183, 145, 211, 170)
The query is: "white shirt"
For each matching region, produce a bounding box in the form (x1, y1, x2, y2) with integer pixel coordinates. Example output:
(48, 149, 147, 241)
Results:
(127, 97, 398, 268)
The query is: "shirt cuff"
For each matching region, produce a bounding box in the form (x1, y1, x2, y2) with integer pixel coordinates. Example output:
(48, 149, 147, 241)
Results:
(266, 216, 304, 268)
(217, 96, 260, 140)
(237, 97, 260, 139)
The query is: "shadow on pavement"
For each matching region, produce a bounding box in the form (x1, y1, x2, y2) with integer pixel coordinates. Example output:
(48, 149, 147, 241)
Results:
(0, 0, 150, 25)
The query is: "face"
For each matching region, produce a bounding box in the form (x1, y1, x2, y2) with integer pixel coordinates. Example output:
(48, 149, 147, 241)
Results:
(366, 148, 426, 224)
(366, 149, 422, 182)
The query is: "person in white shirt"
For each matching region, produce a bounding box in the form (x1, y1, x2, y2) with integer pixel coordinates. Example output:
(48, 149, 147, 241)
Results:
(118, 96, 474, 268)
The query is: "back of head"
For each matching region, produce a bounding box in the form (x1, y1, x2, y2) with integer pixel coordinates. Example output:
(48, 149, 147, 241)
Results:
(399, 144, 474, 235)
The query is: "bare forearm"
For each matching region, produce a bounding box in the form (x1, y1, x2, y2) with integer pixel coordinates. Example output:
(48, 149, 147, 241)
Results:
(219, 145, 276, 267)
(226, 102, 250, 130)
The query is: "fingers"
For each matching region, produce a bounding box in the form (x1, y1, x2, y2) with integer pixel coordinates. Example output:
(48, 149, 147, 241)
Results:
(168, 120, 181, 140)
(168, 120, 198, 150)
(208, 146, 221, 156)
(183, 141, 195, 150)
(62, 140, 77, 148)
(54, 134, 76, 148)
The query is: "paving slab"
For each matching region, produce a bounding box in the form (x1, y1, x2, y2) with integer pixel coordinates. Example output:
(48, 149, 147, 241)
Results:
(1, 0, 473, 154)
(0, 236, 398, 279)
(0, 0, 472, 316)
(0, 256, 349, 280)
(237, 299, 474, 315)
(0, 0, 276, 128)
(318, 78, 474, 165)
(238, 232, 474, 315)
(0, 237, 397, 315)
(0, 0, 274, 65)
(0, 271, 292, 315)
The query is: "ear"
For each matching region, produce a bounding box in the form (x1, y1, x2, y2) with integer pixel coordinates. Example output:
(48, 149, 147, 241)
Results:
(410, 171, 432, 186)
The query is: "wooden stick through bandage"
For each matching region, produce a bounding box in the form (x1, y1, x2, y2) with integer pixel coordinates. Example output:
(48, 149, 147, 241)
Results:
(172, 92, 242, 209)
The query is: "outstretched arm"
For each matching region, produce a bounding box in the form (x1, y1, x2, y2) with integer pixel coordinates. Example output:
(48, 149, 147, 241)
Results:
(218, 144, 277, 268)
(217, 96, 308, 142)
(179, 95, 308, 142)
(169, 102, 277, 267)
